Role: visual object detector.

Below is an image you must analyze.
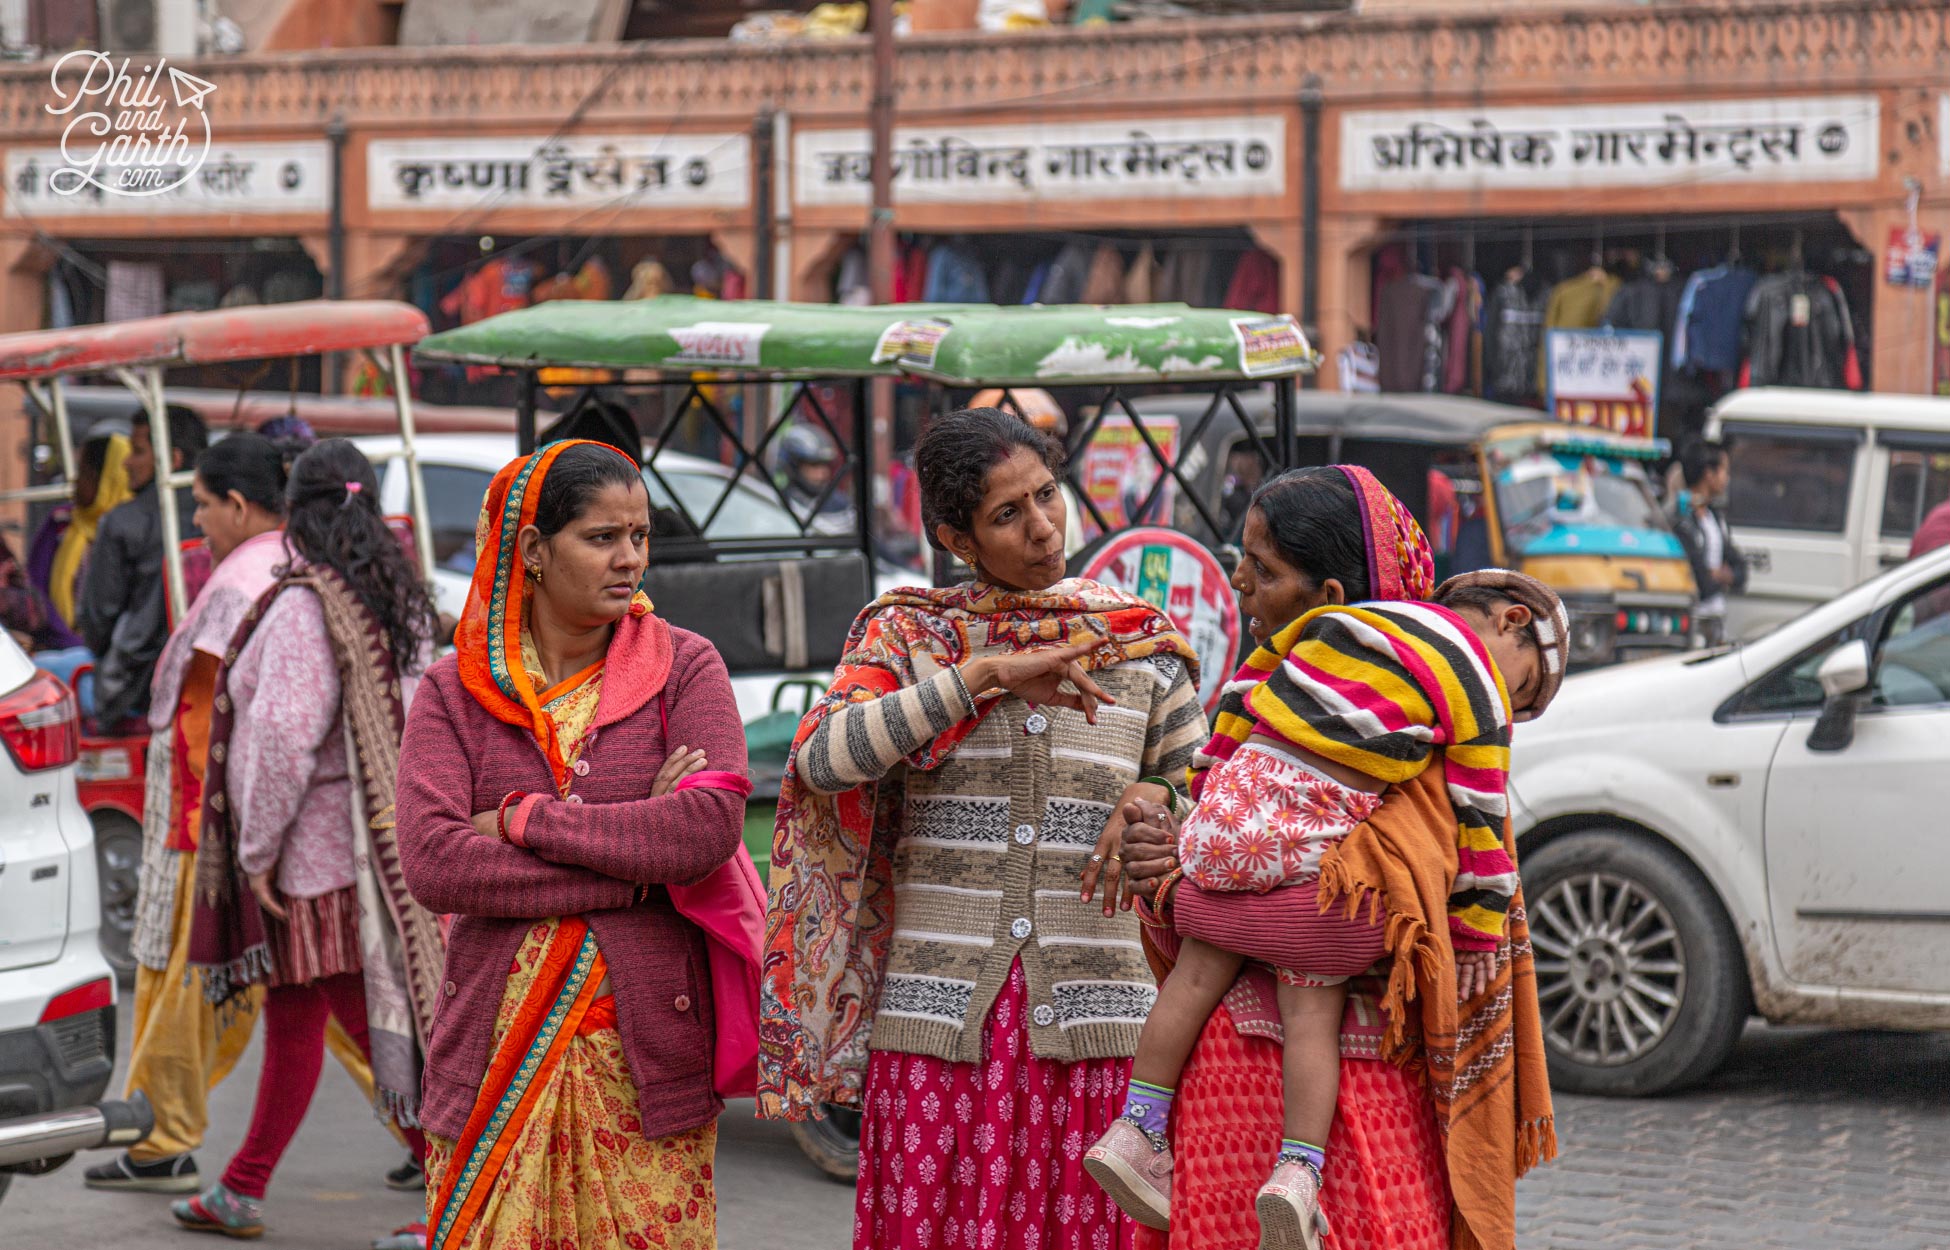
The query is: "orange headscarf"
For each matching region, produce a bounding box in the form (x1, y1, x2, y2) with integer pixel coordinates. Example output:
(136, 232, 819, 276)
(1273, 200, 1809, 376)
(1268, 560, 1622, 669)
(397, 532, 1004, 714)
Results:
(454, 439, 660, 790)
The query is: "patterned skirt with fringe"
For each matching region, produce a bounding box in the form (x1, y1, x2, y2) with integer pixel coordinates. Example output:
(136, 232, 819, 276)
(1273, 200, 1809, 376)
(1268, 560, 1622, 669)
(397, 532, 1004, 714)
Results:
(267, 884, 363, 988)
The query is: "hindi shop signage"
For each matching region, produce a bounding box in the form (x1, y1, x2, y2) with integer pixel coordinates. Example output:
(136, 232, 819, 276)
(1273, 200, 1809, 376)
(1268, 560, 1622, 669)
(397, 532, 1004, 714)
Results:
(1340, 96, 1878, 194)
(794, 116, 1284, 206)
(5, 141, 329, 217)
(366, 134, 750, 213)
(1545, 330, 1663, 438)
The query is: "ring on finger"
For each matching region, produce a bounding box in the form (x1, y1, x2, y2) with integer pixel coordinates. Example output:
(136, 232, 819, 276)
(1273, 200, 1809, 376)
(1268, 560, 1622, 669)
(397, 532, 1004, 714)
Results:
(1090, 853, 1103, 863)
(1108, 854, 1123, 864)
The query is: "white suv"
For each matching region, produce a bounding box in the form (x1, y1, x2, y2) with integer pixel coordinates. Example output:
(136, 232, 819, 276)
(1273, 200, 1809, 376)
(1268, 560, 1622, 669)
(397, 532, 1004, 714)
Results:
(0, 637, 118, 1204)
(1509, 543, 1950, 1096)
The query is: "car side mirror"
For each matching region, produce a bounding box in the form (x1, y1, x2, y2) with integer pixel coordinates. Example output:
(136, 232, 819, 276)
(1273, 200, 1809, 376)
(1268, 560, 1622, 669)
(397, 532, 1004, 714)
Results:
(1807, 638, 1871, 753)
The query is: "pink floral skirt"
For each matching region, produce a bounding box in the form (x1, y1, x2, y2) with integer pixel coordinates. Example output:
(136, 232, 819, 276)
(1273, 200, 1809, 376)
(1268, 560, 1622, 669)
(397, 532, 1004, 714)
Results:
(855, 958, 1139, 1250)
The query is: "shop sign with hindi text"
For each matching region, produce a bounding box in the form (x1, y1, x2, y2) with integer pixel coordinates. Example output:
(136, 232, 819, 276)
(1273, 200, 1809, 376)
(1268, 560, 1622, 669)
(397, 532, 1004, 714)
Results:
(1545, 330, 1663, 438)
(6, 140, 329, 217)
(1340, 96, 1877, 194)
(367, 134, 750, 212)
(795, 117, 1284, 206)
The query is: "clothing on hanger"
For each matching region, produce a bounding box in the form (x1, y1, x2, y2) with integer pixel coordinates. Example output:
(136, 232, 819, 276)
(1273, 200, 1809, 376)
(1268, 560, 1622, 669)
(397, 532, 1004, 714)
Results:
(105, 260, 164, 322)
(1039, 241, 1095, 305)
(1482, 270, 1542, 404)
(1538, 269, 1622, 393)
(1123, 243, 1157, 305)
(1376, 272, 1445, 393)
(1742, 270, 1853, 389)
(1439, 267, 1480, 394)
(1222, 249, 1279, 315)
(1078, 243, 1126, 305)
(1672, 264, 1756, 375)
(922, 239, 991, 303)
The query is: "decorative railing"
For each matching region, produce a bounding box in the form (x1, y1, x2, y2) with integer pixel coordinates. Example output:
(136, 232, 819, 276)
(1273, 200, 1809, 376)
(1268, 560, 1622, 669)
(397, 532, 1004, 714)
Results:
(1, 1, 1947, 138)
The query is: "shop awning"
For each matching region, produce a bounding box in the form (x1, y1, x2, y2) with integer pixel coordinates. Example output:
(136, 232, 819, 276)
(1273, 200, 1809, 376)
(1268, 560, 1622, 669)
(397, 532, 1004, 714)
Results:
(888, 305, 1319, 387)
(0, 301, 431, 381)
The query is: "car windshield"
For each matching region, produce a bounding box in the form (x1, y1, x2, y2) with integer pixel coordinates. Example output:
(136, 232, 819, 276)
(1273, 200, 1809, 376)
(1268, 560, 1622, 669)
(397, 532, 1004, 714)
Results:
(644, 466, 799, 539)
(1489, 444, 1666, 554)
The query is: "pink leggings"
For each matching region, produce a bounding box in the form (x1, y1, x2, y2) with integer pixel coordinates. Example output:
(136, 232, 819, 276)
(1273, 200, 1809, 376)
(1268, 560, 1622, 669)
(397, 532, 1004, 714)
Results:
(221, 972, 427, 1200)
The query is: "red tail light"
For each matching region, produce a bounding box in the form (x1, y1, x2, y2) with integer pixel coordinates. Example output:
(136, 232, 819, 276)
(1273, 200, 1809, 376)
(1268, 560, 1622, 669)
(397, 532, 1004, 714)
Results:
(39, 977, 112, 1024)
(0, 670, 80, 773)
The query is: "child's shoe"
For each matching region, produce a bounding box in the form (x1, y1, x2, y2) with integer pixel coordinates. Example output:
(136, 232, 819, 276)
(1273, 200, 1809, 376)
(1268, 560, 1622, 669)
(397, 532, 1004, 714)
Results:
(171, 1182, 265, 1240)
(1083, 1118, 1173, 1230)
(1254, 1159, 1330, 1250)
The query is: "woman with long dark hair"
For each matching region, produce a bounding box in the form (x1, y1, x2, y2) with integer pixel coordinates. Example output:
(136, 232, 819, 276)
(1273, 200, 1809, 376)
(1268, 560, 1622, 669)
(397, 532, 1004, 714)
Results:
(174, 438, 445, 1240)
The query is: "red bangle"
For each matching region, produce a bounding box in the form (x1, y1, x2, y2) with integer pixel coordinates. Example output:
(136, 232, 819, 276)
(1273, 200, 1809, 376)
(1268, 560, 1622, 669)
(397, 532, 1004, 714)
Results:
(1153, 866, 1184, 918)
(496, 791, 525, 841)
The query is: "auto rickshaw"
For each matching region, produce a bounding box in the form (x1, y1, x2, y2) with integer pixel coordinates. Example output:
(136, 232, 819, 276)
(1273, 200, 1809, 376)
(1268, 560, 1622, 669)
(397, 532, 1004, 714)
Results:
(0, 300, 437, 979)
(413, 295, 1318, 1182)
(1129, 389, 1697, 667)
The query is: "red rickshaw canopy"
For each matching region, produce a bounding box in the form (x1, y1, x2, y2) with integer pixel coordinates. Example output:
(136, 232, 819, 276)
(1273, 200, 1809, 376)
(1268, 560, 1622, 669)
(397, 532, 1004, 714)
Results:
(0, 300, 430, 380)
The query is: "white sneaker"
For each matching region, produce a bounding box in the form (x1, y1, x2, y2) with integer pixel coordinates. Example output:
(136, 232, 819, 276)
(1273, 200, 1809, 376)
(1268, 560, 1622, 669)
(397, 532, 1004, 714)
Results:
(1255, 1159, 1330, 1250)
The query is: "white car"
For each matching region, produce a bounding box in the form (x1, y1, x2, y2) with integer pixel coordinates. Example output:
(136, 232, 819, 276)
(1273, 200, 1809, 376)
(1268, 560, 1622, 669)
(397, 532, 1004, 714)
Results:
(0, 635, 118, 1204)
(355, 434, 906, 731)
(1509, 542, 1950, 1096)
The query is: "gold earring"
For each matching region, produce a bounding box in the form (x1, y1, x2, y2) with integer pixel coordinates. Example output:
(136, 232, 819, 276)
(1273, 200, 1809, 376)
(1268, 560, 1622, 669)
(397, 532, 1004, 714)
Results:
(527, 564, 543, 583)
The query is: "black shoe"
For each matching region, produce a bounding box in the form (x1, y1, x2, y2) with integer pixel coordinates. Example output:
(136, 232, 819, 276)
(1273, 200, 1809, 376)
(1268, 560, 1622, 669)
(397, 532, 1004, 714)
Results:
(384, 1157, 424, 1192)
(83, 1151, 200, 1193)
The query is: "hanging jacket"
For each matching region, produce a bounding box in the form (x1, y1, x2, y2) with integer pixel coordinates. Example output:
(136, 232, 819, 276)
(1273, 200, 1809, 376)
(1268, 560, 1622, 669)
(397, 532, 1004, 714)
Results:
(922, 241, 992, 303)
(1079, 244, 1126, 305)
(1039, 242, 1096, 305)
(1743, 271, 1851, 389)
(1483, 275, 1542, 404)
(1538, 272, 1621, 394)
(1440, 267, 1479, 394)
(1673, 265, 1757, 375)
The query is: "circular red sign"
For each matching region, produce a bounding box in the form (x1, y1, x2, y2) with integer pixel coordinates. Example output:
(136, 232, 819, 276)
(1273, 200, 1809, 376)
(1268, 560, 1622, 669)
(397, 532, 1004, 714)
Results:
(1077, 527, 1242, 717)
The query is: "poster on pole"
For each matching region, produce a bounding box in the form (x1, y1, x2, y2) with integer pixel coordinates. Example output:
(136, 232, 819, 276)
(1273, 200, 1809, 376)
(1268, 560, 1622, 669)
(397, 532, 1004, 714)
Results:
(1545, 329, 1663, 438)
(1078, 415, 1178, 536)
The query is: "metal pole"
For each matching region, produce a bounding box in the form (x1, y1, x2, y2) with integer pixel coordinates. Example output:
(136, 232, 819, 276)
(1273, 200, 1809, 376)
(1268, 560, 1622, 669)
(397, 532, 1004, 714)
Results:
(326, 116, 347, 396)
(389, 344, 438, 583)
(32, 379, 76, 487)
(1299, 76, 1322, 392)
(753, 108, 776, 299)
(867, 0, 897, 555)
(122, 366, 188, 622)
(517, 370, 538, 454)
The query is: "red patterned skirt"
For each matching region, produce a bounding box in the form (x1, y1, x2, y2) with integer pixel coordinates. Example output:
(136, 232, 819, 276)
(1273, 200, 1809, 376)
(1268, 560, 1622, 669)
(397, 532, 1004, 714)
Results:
(1135, 1003, 1451, 1250)
(267, 884, 363, 988)
(856, 958, 1140, 1250)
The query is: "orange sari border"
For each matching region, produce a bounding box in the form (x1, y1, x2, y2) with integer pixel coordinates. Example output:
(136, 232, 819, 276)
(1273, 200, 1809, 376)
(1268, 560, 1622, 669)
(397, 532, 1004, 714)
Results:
(427, 918, 606, 1250)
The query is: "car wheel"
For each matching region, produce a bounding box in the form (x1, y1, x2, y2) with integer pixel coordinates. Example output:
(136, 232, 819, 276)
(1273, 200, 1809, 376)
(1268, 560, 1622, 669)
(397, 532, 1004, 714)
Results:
(92, 810, 143, 986)
(788, 1103, 861, 1183)
(1523, 829, 1749, 1097)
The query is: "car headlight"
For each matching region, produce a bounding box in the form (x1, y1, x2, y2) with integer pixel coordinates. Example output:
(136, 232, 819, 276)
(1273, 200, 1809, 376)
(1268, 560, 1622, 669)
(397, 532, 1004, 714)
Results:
(1568, 612, 1616, 664)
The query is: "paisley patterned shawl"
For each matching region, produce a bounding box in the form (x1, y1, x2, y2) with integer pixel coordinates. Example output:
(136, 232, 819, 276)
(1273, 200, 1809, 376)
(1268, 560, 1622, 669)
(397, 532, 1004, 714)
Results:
(756, 579, 1197, 1120)
(454, 440, 663, 791)
(1193, 464, 1435, 798)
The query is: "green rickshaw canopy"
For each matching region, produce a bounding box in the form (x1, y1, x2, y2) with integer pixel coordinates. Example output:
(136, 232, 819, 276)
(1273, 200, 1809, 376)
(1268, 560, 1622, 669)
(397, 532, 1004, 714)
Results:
(413, 295, 986, 377)
(885, 304, 1319, 386)
(414, 297, 1319, 385)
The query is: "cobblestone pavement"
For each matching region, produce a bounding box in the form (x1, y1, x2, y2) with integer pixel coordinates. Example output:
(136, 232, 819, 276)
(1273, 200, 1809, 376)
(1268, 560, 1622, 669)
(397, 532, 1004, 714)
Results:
(1518, 1024, 1950, 1250)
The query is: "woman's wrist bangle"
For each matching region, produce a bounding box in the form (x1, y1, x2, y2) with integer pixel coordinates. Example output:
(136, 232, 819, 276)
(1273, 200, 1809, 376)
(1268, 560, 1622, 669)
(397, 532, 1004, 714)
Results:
(948, 661, 978, 717)
(495, 791, 524, 841)
(1153, 866, 1184, 918)
(1138, 776, 1182, 819)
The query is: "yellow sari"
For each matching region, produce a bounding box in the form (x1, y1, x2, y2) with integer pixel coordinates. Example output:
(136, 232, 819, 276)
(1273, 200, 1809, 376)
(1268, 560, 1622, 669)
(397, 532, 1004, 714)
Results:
(423, 640, 717, 1250)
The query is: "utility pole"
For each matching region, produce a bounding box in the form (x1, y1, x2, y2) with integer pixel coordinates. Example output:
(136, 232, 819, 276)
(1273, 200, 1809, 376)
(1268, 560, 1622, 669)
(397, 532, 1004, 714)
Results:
(867, 0, 897, 546)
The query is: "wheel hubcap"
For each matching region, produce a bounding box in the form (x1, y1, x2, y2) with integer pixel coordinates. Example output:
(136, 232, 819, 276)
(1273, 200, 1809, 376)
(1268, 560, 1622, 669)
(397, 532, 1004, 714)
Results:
(1530, 871, 1686, 1066)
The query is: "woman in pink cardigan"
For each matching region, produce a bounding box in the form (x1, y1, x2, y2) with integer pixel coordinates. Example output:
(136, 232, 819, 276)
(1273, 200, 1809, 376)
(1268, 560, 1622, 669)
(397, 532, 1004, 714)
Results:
(395, 440, 762, 1250)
